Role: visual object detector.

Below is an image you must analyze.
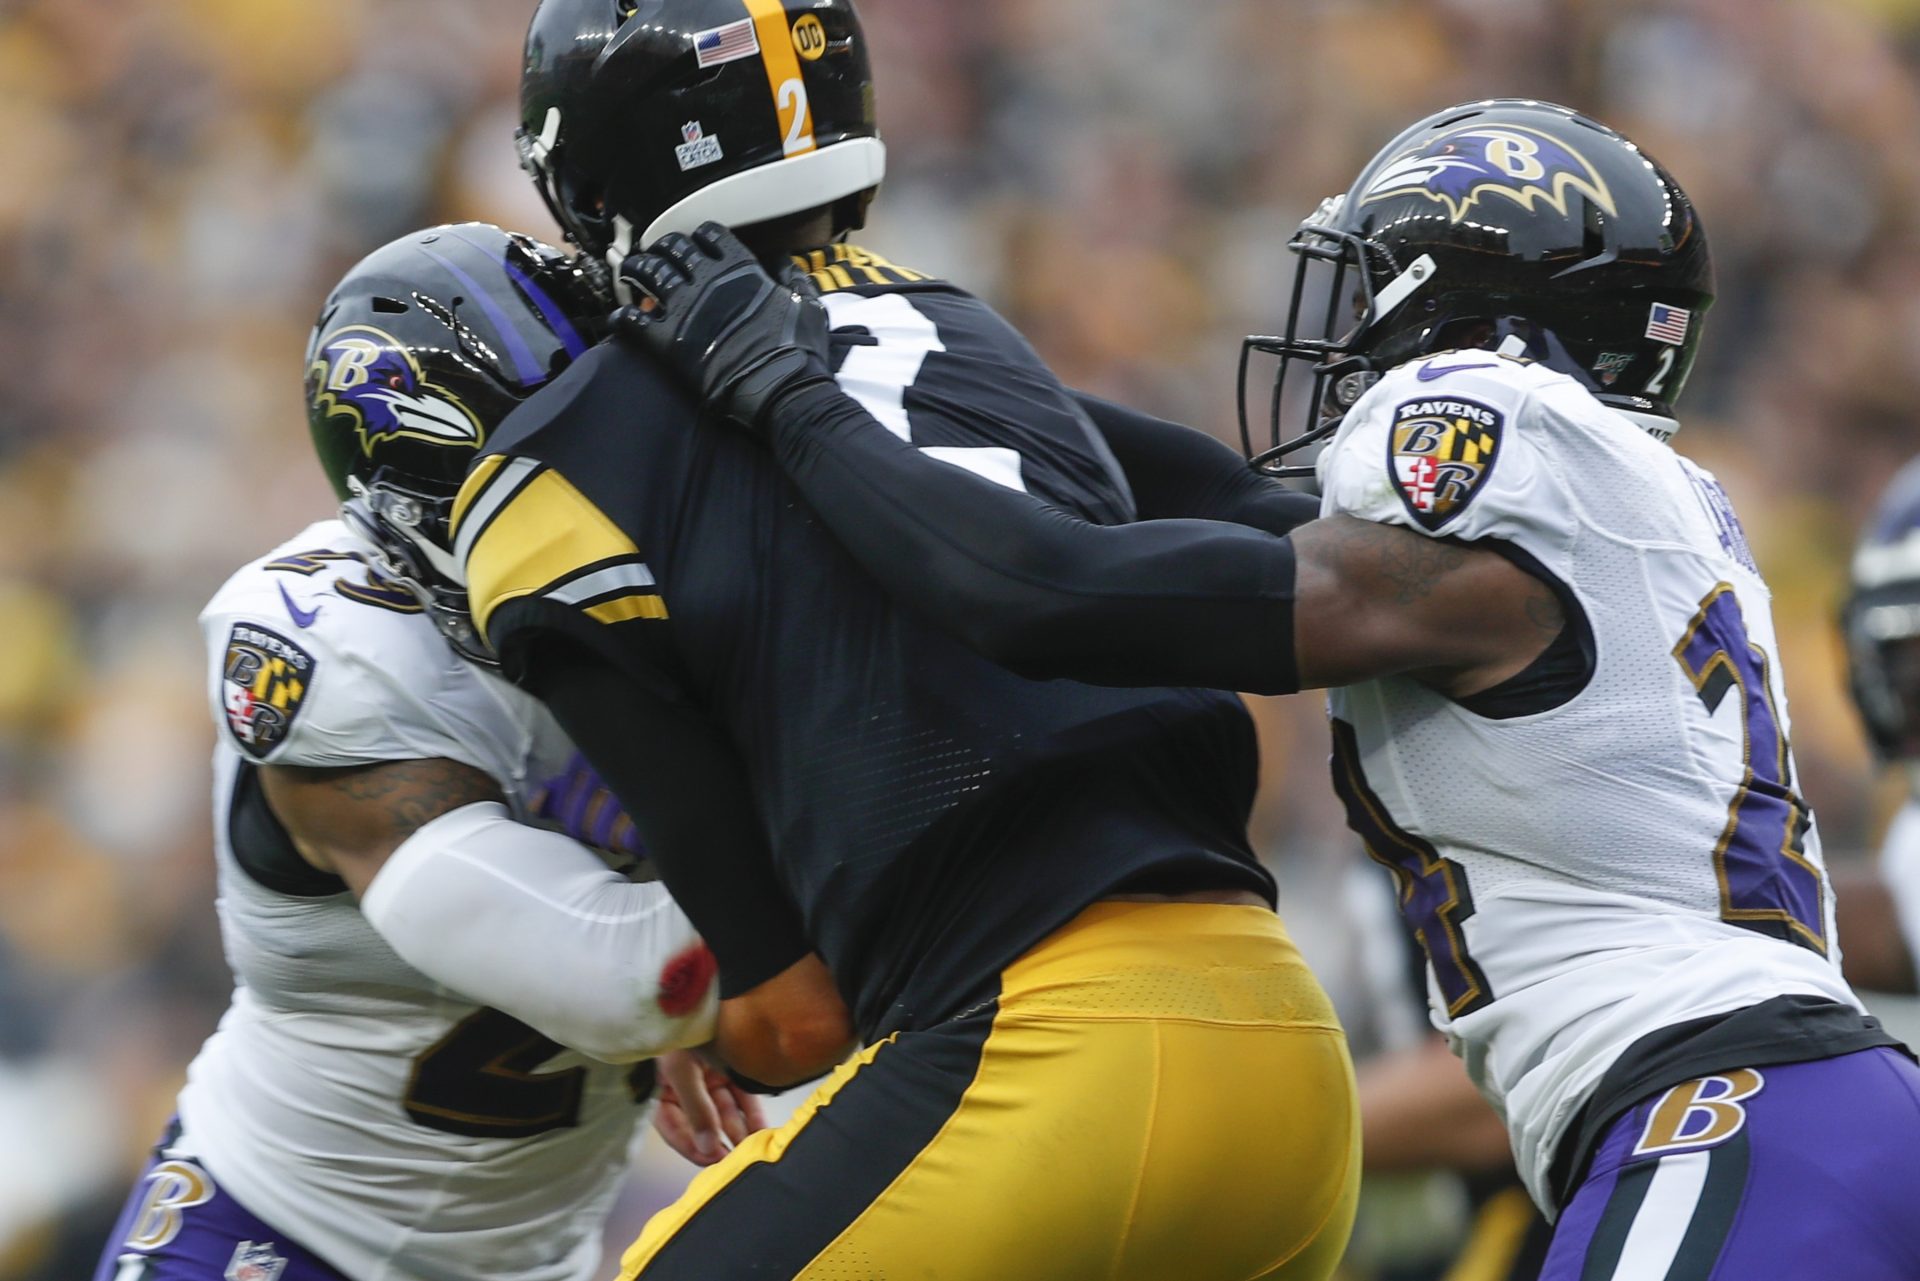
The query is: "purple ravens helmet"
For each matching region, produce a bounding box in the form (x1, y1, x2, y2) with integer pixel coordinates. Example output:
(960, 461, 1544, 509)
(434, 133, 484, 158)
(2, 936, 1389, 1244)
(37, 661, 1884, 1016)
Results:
(1243, 99, 1714, 477)
(304, 223, 605, 663)
(516, 0, 885, 284)
(1844, 457, 1920, 763)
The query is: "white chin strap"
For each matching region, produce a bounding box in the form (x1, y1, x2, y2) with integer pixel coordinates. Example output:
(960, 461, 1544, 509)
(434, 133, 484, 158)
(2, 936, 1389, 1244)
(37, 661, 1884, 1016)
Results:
(607, 215, 638, 306)
(1370, 253, 1437, 325)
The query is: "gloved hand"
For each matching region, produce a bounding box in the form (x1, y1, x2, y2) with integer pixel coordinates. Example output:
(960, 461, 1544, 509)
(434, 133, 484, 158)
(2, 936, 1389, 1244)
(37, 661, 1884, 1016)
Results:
(529, 751, 643, 861)
(612, 221, 832, 437)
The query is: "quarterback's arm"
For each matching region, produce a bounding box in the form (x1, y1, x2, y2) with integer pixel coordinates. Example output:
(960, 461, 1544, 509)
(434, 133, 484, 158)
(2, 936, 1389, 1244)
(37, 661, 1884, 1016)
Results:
(522, 638, 855, 1087)
(260, 760, 718, 1062)
(1072, 392, 1320, 536)
(766, 380, 1556, 696)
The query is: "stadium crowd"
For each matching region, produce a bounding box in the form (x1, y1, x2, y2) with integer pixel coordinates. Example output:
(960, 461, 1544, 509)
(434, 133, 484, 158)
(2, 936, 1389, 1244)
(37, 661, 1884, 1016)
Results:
(3, 0, 1919, 1275)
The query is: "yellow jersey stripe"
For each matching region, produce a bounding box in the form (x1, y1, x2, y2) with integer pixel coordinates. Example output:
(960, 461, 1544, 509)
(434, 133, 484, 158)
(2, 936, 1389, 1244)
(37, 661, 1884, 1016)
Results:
(742, 0, 815, 156)
(452, 455, 542, 567)
(466, 467, 645, 637)
(584, 594, 671, 625)
(452, 453, 507, 535)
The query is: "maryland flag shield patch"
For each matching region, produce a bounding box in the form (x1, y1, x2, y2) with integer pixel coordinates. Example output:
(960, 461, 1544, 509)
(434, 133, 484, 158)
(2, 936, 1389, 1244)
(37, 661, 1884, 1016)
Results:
(221, 623, 316, 759)
(1388, 397, 1504, 530)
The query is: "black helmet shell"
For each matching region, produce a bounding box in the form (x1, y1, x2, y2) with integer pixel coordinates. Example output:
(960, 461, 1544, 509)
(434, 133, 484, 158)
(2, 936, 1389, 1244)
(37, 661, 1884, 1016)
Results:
(519, 0, 884, 268)
(1244, 100, 1714, 475)
(305, 222, 603, 507)
(1342, 99, 1713, 402)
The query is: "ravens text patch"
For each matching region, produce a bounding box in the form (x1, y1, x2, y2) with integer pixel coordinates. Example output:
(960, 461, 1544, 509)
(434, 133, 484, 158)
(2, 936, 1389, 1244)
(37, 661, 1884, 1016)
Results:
(1388, 396, 1503, 530)
(221, 623, 316, 759)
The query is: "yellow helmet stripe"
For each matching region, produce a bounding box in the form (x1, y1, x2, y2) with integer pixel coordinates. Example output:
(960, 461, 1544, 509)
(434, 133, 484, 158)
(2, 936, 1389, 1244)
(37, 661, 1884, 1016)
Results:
(742, 0, 816, 157)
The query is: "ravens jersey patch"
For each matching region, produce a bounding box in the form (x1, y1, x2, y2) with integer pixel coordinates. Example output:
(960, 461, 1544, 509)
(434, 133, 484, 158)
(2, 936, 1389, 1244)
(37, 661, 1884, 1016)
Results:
(1388, 395, 1503, 530)
(221, 623, 316, 759)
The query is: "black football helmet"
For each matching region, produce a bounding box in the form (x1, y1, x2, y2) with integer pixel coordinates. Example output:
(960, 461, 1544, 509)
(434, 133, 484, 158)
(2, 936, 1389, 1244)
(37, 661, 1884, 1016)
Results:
(1843, 457, 1920, 766)
(305, 223, 606, 664)
(517, 0, 885, 288)
(1243, 99, 1715, 478)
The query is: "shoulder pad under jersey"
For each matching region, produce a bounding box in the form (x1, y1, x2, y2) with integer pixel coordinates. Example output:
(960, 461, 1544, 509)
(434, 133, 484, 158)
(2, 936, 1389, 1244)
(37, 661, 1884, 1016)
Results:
(1317, 353, 1579, 548)
(200, 520, 513, 771)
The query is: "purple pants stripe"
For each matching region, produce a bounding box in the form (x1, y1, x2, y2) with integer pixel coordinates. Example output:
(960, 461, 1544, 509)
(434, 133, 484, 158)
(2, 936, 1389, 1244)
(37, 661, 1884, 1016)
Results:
(92, 1126, 348, 1281)
(1541, 1047, 1920, 1281)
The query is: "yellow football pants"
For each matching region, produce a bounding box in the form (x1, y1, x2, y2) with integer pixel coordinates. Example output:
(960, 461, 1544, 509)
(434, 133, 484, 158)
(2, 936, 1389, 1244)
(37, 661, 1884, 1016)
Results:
(621, 900, 1360, 1280)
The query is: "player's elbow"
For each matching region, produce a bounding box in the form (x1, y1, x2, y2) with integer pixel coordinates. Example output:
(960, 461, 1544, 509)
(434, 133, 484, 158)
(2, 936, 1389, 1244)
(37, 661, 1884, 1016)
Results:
(559, 987, 720, 1064)
(715, 962, 856, 1086)
(767, 1005, 856, 1084)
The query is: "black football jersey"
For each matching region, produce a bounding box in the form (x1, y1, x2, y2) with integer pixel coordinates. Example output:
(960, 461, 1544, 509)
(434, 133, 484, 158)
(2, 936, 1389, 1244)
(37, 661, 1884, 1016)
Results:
(456, 245, 1274, 1039)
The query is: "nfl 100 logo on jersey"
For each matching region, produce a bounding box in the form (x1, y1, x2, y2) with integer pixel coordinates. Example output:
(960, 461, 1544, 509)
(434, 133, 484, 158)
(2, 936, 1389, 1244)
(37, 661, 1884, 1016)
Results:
(1389, 396, 1504, 530)
(221, 623, 316, 759)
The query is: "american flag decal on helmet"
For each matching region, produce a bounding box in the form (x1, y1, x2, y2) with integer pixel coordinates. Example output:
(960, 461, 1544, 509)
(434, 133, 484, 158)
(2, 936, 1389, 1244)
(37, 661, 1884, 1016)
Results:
(694, 18, 761, 68)
(1646, 303, 1692, 346)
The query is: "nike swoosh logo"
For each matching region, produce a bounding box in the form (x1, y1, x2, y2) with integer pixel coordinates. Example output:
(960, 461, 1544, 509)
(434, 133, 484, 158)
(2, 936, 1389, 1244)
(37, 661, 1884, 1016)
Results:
(278, 582, 322, 629)
(1418, 360, 1496, 382)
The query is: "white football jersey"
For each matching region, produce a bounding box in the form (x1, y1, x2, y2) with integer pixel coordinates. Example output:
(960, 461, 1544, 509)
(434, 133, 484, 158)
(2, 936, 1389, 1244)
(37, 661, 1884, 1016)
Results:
(179, 520, 654, 1281)
(1316, 355, 1858, 1212)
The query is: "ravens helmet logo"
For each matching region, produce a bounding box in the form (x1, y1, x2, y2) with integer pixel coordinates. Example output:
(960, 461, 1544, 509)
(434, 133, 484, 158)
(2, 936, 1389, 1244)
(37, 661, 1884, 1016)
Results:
(1358, 123, 1616, 225)
(307, 324, 484, 457)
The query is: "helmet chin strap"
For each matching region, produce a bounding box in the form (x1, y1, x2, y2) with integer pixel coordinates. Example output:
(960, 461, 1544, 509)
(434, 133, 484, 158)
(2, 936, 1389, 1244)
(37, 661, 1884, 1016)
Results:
(607, 215, 636, 305)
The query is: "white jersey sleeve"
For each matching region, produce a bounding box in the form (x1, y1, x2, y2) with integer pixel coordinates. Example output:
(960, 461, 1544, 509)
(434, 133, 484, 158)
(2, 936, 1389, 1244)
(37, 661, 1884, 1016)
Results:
(1317, 351, 1577, 556)
(199, 520, 556, 780)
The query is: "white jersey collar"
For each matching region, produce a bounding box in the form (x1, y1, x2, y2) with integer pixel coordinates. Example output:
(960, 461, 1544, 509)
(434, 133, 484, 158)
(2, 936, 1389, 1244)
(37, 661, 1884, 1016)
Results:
(1615, 407, 1680, 444)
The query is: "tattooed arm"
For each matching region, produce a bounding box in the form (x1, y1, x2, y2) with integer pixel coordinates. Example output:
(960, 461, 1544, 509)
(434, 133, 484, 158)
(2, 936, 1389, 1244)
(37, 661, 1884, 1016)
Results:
(260, 759, 726, 1067)
(732, 374, 1561, 695)
(261, 757, 503, 895)
(1290, 515, 1563, 696)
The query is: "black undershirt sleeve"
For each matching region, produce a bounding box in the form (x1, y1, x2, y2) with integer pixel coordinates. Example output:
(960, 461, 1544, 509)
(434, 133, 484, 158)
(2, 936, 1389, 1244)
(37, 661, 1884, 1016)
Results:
(769, 380, 1302, 694)
(1070, 393, 1321, 536)
(519, 635, 812, 998)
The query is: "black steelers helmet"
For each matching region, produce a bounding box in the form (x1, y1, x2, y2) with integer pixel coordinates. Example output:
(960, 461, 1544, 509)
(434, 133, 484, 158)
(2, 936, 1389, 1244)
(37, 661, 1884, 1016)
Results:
(1243, 99, 1714, 478)
(518, 0, 885, 283)
(305, 222, 606, 663)
(1843, 457, 1920, 765)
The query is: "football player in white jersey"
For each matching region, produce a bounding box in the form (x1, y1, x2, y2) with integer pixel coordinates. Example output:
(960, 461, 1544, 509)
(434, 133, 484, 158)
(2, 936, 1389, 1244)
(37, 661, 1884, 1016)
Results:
(621, 100, 1920, 1279)
(1835, 457, 1920, 994)
(92, 225, 764, 1281)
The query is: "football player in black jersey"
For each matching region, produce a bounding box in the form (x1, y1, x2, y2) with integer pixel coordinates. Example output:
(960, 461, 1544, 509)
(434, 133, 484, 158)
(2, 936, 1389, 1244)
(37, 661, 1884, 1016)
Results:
(453, 2, 1360, 1278)
(630, 99, 1920, 1280)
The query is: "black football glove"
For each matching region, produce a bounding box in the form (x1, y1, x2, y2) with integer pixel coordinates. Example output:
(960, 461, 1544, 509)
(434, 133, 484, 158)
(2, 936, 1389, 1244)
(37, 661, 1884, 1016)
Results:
(612, 221, 831, 437)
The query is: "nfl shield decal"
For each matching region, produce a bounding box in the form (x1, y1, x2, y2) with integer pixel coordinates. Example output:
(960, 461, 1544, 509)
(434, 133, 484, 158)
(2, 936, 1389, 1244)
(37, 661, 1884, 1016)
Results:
(1388, 396, 1503, 530)
(221, 623, 316, 760)
(225, 1240, 288, 1281)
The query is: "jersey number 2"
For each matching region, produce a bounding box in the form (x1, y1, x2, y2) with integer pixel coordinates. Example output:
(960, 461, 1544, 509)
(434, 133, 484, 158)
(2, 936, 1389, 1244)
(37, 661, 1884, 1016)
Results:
(1672, 585, 1826, 953)
(403, 1007, 651, 1138)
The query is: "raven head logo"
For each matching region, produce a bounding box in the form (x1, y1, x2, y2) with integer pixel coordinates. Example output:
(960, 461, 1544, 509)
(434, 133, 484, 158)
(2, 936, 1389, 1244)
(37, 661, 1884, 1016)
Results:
(1358, 124, 1617, 225)
(308, 325, 483, 457)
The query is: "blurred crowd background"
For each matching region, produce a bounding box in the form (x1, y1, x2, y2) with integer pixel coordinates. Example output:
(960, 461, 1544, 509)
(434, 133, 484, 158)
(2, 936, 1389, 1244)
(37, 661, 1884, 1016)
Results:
(5, 0, 1920, 1276)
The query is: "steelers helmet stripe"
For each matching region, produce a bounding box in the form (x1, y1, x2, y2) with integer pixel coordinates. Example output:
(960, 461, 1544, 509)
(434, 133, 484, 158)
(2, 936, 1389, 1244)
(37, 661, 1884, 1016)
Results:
(742, 0, 816, 157)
